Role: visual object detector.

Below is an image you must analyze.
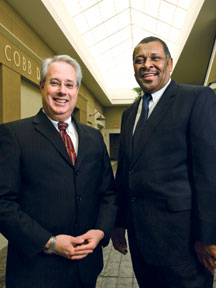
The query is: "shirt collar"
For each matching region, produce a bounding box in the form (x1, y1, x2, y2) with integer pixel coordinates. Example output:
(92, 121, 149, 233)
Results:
(151, 79, 171, 103)
(42, 109, 72, 130)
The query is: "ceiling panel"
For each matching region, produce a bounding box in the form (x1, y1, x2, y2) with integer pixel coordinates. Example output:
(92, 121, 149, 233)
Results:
(63, 0, 196, 90)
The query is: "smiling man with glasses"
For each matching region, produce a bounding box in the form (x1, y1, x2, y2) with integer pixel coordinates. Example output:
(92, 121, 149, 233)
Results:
(0, 55, 117, 288)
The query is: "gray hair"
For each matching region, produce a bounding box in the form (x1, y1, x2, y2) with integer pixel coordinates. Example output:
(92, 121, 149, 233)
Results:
(40, 55, 82, 87)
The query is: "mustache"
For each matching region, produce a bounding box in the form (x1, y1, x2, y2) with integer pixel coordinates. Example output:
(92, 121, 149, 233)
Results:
(138, 68, 158, 77)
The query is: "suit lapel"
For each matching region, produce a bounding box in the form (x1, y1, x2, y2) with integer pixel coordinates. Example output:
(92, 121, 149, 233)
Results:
(71, 118, 83, 168)
(131, 80, 178, 165)
(33, 109, 74, 167)
(125, 100, 140, 160)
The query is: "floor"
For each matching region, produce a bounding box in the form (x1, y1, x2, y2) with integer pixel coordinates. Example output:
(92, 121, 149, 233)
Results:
(0, 245, 6, 288)
(96, 239, 138, 288)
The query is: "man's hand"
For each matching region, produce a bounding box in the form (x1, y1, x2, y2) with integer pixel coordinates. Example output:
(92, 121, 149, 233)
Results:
(45, 234, 90, 260)
(72, 229, 105, 260)
(195, 241, 216, 274)
(111, 228, 128, 255)
(44, 230, 104, 260)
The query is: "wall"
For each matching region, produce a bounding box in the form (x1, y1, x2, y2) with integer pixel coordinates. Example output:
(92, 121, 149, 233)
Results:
(21, 79, 42, 118)
(103, 106, 126, 154)
(104, 106, 126, 130)
(204, 39, 216, 90)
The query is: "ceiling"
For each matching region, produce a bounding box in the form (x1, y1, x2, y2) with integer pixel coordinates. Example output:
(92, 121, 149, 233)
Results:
(63, 0, 193, 90)
(5, 0, 216, 106)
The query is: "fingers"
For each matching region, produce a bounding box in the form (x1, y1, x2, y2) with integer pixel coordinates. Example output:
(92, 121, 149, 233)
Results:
(113, 241, 128, 255)
(194, 242, 216, 275)
(54, 234, 95, 260)
(118, 244, 128, 255)
(71, 249, 93, 260)
(111, 228, 128, 254)
(201, 256, 216, 275)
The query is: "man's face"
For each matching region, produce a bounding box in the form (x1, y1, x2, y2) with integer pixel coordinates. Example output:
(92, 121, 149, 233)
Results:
(40, 61, 79, 121)
(133, 41, 173, 93)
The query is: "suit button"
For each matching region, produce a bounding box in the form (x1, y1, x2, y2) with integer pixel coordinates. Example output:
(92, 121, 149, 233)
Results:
(77, 195, 81, 202)
(131, 197, 136, 202)
(129, 170, 134, 175)
(75, 170, 80, 176)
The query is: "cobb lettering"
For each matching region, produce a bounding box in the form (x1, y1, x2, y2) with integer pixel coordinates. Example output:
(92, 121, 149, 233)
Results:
(4, 44, 40, 80)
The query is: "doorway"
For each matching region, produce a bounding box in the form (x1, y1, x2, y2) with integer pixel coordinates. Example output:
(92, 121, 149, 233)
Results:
(109, 133, 120, 161)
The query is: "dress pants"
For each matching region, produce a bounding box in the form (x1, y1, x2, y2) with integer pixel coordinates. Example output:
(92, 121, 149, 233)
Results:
(128, 235, 213, 288)
(76, 277, 97, 288)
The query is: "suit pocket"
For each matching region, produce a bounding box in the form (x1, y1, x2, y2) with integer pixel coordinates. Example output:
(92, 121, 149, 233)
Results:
(167, 195, 192, 212)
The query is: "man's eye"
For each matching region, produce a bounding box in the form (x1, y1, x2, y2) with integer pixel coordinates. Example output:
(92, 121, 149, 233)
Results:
(50, 80, 59, 86)
(152, 57, 160, 61)
(65, 83, 75, 89)
(135, 59, 144, 64)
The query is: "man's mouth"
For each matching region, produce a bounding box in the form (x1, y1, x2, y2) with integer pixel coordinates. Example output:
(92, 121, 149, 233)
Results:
(141, 72, 157, 79)
(54, 98, 68, 103)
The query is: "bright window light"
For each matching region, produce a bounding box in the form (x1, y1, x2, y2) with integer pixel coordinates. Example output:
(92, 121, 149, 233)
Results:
(64, 0, 193, 90)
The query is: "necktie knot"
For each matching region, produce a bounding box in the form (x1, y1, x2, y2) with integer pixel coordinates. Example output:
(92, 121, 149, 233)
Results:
(144, 93, 152, 103)
(58, 121, 68, 131)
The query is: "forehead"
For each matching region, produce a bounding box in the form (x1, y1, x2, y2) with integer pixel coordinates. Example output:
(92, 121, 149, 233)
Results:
(134, 41, 165, 57)
(47, 61, 76, 79)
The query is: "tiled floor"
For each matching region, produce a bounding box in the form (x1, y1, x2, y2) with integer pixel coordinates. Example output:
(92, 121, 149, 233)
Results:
(0, 245, 6, 288)
(96, 239, 138, 288)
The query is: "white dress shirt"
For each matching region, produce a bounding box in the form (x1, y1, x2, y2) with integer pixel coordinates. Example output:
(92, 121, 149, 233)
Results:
(133, 79, 171, 134)
(43, 111, 79, 155)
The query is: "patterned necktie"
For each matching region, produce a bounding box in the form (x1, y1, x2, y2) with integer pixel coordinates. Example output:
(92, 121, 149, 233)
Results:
(58, 122, 76, 165)
(132, 93, 152, 152)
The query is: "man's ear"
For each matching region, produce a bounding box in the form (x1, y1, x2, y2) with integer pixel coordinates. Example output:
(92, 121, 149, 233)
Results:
(169, 58, 173, 73)
(40, 81, 44, 90)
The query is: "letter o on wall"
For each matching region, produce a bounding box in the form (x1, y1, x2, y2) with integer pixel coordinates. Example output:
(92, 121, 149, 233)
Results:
(13, 51, 21, 67)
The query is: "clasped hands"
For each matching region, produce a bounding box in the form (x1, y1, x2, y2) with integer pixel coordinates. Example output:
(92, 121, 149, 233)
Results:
(46, 229, 104, 260)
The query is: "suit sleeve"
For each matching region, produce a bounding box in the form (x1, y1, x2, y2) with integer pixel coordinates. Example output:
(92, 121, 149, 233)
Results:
(0, 124, 52, 258)
(94, 131, 118, 246)
(114, 111, 130, 229)
(190, 87, 216, 243)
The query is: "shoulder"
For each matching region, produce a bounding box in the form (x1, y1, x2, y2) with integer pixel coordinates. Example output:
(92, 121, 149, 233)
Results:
(76, 121, 100, 133)
(175, 81, 214, 95)
(123, 99, 139, 116)
(171, 81, 215, 105)
(76, 121, 103, 139)
(0, 116, 34, 132)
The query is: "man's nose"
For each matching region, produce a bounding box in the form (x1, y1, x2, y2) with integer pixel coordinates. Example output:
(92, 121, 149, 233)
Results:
(143, 58, 153, 68)
(58, 83, 67, 94)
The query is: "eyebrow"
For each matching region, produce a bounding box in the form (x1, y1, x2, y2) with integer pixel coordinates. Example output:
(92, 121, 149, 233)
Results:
(51, 78, 75, 83)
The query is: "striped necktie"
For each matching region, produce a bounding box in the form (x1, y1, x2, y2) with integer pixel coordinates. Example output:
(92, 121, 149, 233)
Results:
(58, 122, 76, 165)
(132, 93, 152, 153)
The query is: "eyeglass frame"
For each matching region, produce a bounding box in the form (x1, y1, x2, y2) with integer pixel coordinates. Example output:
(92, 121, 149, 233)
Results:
(45, 79, 79, 90)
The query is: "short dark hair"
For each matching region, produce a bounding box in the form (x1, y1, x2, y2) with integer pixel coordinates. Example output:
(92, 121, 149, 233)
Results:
(133, 36, 172, 62)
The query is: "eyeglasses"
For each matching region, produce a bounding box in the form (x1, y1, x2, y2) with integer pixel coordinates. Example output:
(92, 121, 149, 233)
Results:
(47, 79, 77, 90)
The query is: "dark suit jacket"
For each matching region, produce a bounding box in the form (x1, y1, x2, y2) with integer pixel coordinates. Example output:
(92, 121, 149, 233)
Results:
(115, 80, 216, 266)
(0, 109, 117, 287)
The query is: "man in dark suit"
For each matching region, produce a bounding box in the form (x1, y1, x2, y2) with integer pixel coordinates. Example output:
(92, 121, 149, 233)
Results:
(112, 36, 216, 287)
(0, 55, 117, 288)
